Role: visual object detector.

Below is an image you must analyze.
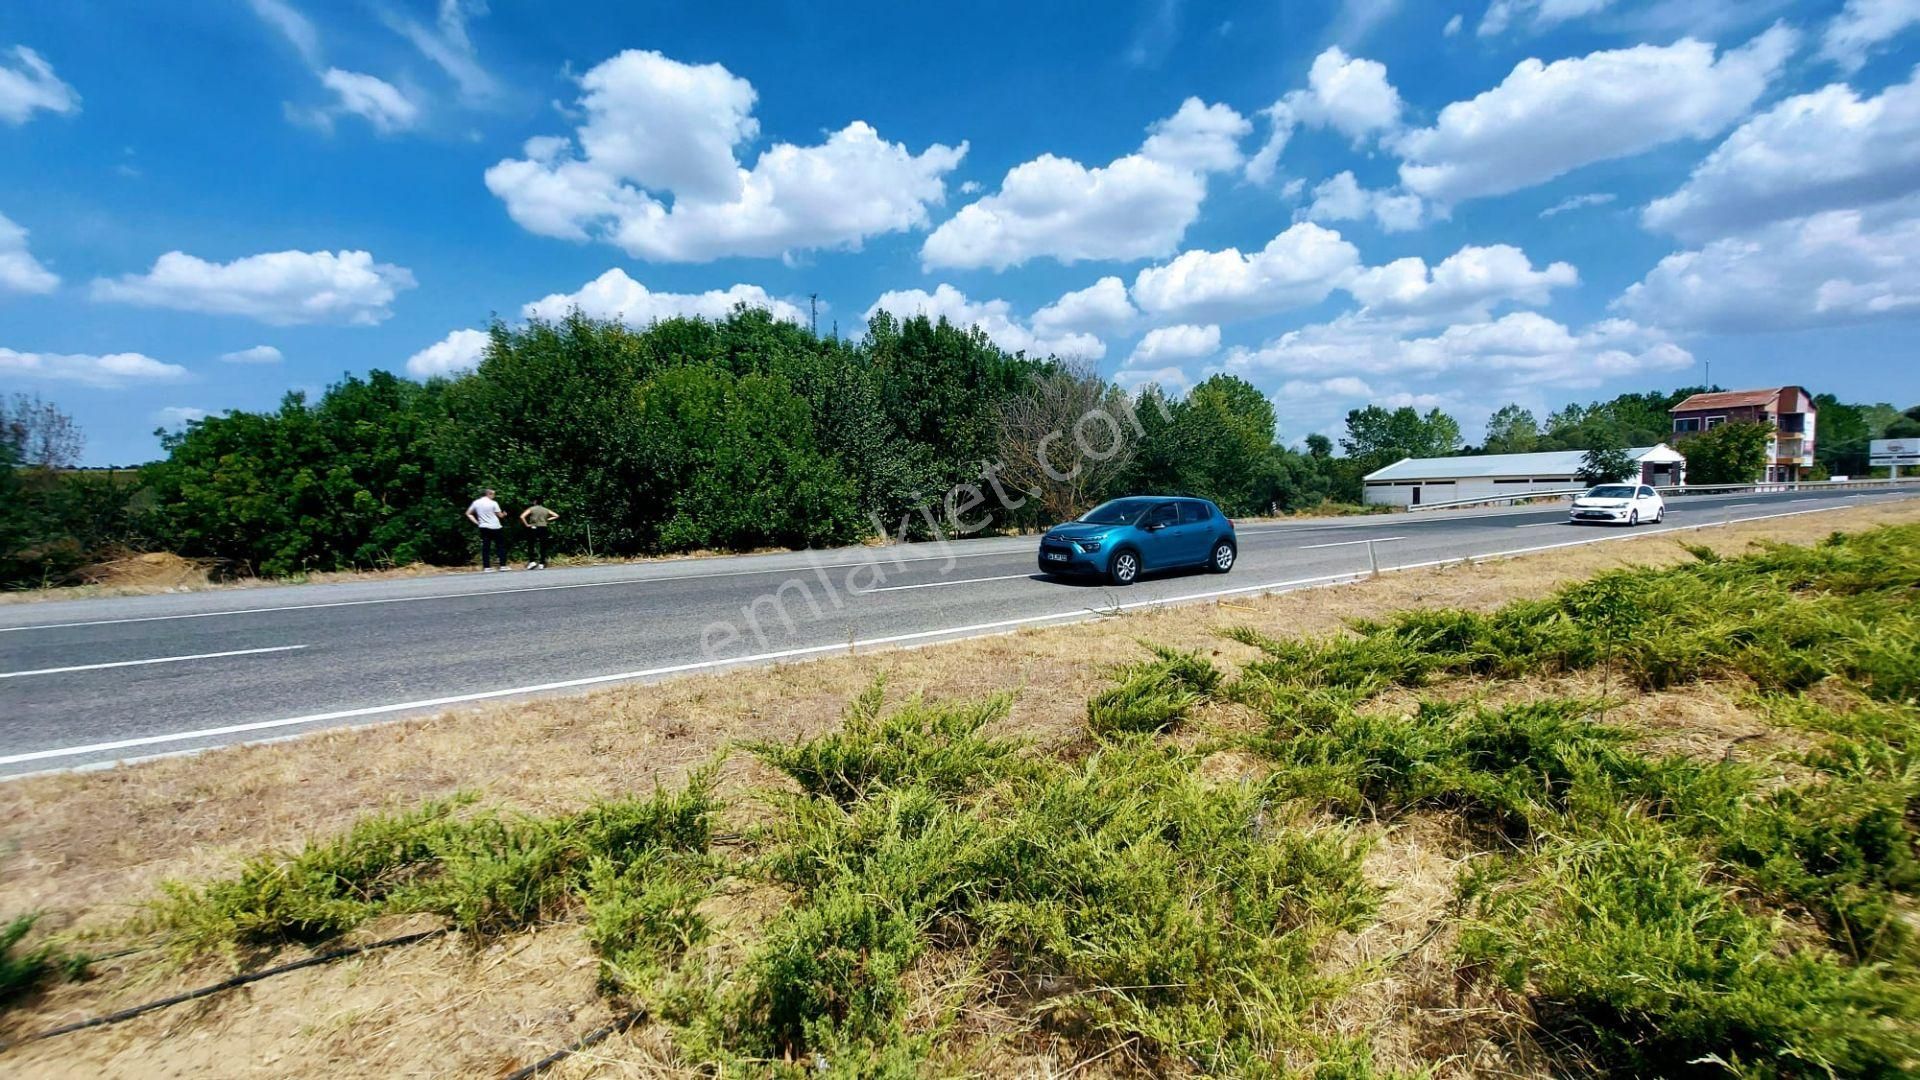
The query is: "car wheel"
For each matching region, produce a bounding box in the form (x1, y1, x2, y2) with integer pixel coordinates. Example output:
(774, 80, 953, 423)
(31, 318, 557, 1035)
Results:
(1628, 510, 1639, 526)
(1209, 540, 1236, 573)
(1655, 508, 1665, 523)
(1108, 549, 1140, 586)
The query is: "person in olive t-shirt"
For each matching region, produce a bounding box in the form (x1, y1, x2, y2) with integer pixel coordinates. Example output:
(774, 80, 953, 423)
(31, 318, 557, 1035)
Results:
(519, 500, 559, 569)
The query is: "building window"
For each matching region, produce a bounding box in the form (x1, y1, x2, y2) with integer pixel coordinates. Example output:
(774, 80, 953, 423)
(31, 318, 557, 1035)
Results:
(1673, 417, 1700, 433)
(1704, 415, 1727, 429)
(1778, 413, 1805, 433)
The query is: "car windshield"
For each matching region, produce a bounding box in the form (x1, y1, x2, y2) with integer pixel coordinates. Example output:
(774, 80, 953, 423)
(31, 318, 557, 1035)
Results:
(1076, 498, 1158, 525)
(1587, 485, 1636, 498)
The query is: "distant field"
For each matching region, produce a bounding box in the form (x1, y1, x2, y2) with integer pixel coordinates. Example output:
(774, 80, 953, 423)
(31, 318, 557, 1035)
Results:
(3, 500, 1918, 1077)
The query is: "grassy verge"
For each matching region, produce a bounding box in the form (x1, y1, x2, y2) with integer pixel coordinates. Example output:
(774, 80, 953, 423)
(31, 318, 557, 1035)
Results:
(2, 501, 1918, 1076)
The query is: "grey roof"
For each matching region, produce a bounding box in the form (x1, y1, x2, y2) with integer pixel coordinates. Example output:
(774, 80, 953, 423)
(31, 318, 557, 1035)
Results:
(1363, 445, 1675, 483)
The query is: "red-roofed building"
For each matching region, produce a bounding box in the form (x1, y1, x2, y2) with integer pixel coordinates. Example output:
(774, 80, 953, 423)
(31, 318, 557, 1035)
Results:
(1669, 386, 1817, 482)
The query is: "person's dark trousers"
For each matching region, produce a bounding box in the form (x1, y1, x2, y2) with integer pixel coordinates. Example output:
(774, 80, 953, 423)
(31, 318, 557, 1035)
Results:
(529, 529, 548, 564)
(479, 527, 507, 569)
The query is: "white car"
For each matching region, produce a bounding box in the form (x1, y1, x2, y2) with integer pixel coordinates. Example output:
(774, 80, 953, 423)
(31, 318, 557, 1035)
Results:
(1570, 483, 1665, 526)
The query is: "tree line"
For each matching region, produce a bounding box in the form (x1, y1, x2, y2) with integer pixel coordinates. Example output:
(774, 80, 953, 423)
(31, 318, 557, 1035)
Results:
(0, 311, 1356, 585)
(3, 312, 1914, 587)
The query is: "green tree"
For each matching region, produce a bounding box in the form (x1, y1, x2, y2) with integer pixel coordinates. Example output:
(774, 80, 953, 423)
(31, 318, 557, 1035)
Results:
(1682, 421, 1771, 484)
(143, 375, 462, 576)
(1886, 406, 1920, 440)
(1577, 447, 1636, 486)
(1483, 405, 1540, 454)
(633, 365, 864, 551)
(1341, 405, 1463, 473)
(1538, 387, 1711, 452)
(1811, 394, 1897, 477)
(1180, 375, 1281, 515)
(0, 440, 29, 582)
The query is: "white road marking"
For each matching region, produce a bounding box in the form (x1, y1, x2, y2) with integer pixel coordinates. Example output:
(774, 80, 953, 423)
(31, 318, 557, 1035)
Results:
(1724, 503, 1759, 509)
(1299, 536, 1407, 549)
(0, 645, 306, 680)
(1, 496, 1909, 774)
(1513, 521, 1563, 529)
(859, 572, 1036, 593)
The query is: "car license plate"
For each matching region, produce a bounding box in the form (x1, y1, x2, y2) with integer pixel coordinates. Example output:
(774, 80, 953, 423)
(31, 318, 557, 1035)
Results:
(1045, 552, 1068, 561)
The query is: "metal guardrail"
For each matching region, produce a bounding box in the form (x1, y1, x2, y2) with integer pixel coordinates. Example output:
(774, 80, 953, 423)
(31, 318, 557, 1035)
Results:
(1402, 476, 1920, 513)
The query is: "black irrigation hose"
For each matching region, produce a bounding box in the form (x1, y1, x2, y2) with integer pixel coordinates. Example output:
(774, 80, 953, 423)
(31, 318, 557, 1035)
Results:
(502, 1007, 647, 1080)
(2, 928, 449, 1050)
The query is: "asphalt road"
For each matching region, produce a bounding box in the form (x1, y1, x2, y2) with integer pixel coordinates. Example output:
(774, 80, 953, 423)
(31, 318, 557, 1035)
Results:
(2, 487, 1913, 777)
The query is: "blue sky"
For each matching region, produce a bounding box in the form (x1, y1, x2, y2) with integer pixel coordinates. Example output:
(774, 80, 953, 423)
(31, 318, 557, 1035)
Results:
(2, 0, 1917, 464)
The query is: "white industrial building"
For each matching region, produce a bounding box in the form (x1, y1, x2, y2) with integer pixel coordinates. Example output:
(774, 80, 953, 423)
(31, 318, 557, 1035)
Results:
(1362, 444, 1687, 508)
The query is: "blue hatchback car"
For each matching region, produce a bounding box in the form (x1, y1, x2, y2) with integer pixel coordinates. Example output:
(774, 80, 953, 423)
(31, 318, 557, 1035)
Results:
(1037, 496, 1237, 585)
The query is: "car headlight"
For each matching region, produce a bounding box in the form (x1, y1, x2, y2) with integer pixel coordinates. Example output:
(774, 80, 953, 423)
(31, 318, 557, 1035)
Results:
(1073, 537, 1104, 551)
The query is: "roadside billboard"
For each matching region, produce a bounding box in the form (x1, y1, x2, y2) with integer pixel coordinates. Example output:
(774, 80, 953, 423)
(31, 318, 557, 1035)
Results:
(1870, 439, 1920, 466)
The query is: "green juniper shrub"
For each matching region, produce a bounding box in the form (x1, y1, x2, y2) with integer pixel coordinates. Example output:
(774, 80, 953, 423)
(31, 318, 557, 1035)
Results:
(746, 680, 1027, 806)
(582, 852, 715, 996)
(0, 914, 90, 1007)
(1460, 814, 1917, 1078)
(154, 796, 474, 958)
(728, 694, 1384, 1076)
(1086, 645, 1222, 736)
(156, 773, 718, 958)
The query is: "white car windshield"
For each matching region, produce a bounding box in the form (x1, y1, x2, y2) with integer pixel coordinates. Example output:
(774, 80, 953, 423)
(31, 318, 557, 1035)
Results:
(1586, 485, 1636, 498)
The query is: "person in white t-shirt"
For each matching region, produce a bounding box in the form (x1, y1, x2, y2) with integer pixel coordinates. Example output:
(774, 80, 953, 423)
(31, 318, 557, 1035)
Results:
(465, 488, 509, 572)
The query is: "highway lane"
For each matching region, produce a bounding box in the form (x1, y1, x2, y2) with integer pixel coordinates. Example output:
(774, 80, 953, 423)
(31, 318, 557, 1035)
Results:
(1, 487, 1912, 776)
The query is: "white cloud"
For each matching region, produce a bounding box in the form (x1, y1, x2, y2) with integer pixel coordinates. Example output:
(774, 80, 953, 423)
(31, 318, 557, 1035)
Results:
(219, 345, 283, 364)
(1346, 244, 1578, 322)
(0, 212, 58, 294)
(249, 0, 433, 135)
(247, 0, 323, 68)
(1618, 196, 1920, 333)
(0, 347, 190, 388)
(1643, 69, 1920, 241)
(920, 154, 1202, 270)
(405, 328, 489, 379)
(388, 0, 496, 101)
(866, 284, 1105, 359)
(1396, 25, 1797, 205)
(1031, 276, 1139, 340)
(1281, 375, 1376, 398)
(922, 97, 1246, 271)
(1129, 323, 1221, 365)
(1130, 222, 1363, 323)
(1291, 46, 1405, 141)
(91, 249, 416, 325)
(1139, 97, 1253, 172)
(1303, 171, 1426, 232)
(155, 406, 209, 426)
(1478, 0, 1615, 37)
(1444, 14, 1464, 36)
(488, 50, 963, 262)
(521, 268, 806, 326)
(1226, 310, 1691, 388)
(1113, 365, 1194, 393)
(319, 69, 420, 134)
(1540, 192, 1617, 217)
(1246, 47, 1404, 182)
(1819, 0, 1920, 72)
(0, 46, 79, 125)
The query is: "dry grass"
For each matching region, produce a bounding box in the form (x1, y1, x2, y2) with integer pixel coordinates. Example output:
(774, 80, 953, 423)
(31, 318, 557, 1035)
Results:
(2, 500, 1916, 1076)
